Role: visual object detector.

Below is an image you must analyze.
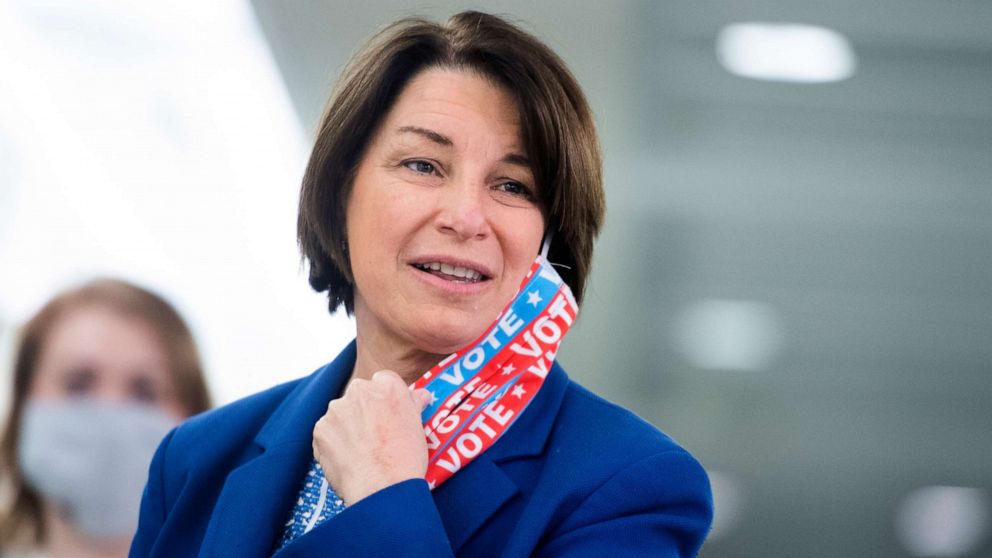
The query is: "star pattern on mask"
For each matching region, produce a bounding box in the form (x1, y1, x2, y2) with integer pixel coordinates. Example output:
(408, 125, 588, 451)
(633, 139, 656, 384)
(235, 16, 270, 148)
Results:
(501, 363, 516, 376)
(511, 384, 527, 399)
(527, 291, 542, 307)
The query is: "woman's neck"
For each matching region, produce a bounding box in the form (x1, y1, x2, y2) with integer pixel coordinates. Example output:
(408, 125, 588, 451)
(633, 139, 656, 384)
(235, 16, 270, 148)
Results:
(351, 336, 442, 385)
(350, 310, 447, 385)
(42, 504, 131, 558)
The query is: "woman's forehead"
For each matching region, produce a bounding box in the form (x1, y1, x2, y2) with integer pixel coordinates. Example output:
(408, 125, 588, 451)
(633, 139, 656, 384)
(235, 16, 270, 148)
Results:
(39, 305, 169, 370)
(382, 69, 523, 146)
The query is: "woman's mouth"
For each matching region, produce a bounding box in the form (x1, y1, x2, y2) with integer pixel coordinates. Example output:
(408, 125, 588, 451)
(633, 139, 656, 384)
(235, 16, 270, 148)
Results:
(412, 262, 489, 283)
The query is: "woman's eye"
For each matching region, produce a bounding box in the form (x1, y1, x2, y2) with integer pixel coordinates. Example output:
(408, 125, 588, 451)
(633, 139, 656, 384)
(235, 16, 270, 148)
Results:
(128, 375, 160, 404)
(62, 366, 96, 396)
(403, 160, 437, 175)
(495, 181, 532, 198)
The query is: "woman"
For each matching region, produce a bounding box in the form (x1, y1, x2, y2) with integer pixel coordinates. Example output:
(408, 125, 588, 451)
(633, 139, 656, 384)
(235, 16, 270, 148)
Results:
(0, 279, 212, 558)
(130, 11, 712, 558)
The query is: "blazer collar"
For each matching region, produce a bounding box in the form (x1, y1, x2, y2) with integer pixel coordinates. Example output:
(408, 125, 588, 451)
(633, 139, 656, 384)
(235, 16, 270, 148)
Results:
(252, 342, 571, 461)
(199, 343, 355, 558)
(255, 341, 357, 449)
(431, 360, 570, 551)
(199, 342, 570, 556)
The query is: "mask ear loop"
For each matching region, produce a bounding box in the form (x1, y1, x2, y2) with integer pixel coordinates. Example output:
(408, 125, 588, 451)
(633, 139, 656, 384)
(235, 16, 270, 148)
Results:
(540, 229, 553, 259)
(540, 229, 572, 270)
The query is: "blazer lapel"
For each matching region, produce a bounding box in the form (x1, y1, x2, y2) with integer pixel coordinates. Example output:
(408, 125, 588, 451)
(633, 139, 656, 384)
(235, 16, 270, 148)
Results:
(432, 453, 517, 551)
(198, 442, 311, 557)
(198, 343, 356, 558)
(433, 361, 570, 552)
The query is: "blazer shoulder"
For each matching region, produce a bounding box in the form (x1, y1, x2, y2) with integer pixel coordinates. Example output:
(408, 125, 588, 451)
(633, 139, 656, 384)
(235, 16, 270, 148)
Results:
(534, 378, 713, 554)
(537, 376, 710, 504)
(556, 380, 687, 458)
(165, 377, 303, 467)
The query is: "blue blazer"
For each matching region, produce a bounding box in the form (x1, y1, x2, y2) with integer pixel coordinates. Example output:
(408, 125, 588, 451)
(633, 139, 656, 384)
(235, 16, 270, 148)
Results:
(130, 342, 712, 557)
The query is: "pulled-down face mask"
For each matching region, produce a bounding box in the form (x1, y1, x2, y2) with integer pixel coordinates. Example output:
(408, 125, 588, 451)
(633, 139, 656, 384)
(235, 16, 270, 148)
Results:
(414, 248, 578, 488)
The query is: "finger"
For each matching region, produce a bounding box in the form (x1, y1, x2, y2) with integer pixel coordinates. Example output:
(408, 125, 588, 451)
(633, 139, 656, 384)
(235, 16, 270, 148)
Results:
(344, 377, 368, 395)
(371, 369, 401, 384)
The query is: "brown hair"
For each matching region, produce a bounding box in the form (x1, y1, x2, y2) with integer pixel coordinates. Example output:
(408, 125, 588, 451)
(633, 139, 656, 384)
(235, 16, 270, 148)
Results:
(298, 10, 605, 314)
(0, 278, 211, 547)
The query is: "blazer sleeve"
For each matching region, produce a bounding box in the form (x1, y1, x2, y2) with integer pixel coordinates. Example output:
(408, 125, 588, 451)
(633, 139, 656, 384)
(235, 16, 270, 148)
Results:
(278, 450, 710, 558)
(536, 450, 713, 558)
(129, 427, 177, 558)
(275, 479, 454, 558)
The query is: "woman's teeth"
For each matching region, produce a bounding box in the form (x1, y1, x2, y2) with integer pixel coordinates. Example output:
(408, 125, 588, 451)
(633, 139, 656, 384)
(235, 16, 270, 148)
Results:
(416, 262, 483, 281)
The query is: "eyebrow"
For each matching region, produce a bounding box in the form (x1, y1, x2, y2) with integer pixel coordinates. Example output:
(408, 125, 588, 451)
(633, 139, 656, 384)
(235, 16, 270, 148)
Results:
(501, 153, 531, 168)
(395, 125, 531, 169)
(396, 126, 453, 146)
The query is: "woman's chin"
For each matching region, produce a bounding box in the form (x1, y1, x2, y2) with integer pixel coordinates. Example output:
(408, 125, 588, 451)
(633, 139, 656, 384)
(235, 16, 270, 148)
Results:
(409, 316, 490, 357)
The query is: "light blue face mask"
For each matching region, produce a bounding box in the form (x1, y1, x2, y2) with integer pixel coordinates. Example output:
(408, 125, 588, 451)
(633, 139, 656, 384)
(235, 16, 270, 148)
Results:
(17, 398, 177, 539)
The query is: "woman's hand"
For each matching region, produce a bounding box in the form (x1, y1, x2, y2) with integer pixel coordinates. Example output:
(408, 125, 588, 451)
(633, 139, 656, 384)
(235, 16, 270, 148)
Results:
(312, 370, 433, 505)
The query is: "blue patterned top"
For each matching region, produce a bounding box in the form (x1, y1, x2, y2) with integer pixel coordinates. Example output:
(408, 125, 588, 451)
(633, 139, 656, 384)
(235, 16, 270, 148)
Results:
(272, 458, 347, 552)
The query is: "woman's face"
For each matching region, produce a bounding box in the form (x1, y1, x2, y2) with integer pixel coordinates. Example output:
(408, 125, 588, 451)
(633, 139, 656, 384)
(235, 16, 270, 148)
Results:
(347, 68, 545, 357)
(28, 304, 187, 420)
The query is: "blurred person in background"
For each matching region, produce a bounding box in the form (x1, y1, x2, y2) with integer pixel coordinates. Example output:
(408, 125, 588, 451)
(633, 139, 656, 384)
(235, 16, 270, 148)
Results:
(0, 279, 211, 558)
(131, 10, 711, 558)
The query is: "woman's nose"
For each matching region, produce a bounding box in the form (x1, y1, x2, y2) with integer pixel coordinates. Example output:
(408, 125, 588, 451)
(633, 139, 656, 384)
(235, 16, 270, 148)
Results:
(435, 176, 490, 240)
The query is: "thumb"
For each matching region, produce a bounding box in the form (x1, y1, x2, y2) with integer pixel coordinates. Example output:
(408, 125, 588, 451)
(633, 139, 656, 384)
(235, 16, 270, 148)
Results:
(412, 388, 433, 411)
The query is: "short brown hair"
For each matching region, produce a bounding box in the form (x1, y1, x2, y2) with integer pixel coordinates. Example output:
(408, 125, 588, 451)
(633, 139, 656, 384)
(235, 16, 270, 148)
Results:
(0, 278, 211, 547)
(298, 10, 605, 314)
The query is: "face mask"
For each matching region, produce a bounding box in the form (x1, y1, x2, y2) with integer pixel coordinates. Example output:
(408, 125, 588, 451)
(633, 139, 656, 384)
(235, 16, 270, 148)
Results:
(414, 251, 578, 488)
(17, 398, 177, 539)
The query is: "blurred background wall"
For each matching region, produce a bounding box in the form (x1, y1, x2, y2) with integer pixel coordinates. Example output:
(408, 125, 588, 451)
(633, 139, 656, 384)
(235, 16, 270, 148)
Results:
(1, 1, 990, 556)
